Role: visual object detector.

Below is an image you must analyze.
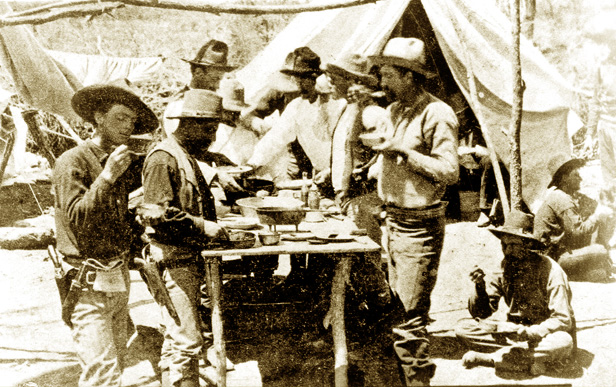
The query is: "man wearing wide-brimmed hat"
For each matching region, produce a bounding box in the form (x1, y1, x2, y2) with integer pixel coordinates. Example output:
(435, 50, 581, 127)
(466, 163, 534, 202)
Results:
(456, 210, 576, 376)
(319, 53, 392, 315)
(164, 39, 237, 137)
(247, 46, 347, 290)
(53, 83, 158, 387)
(140, 89, 230, 387)
(163, 39, 244, 195)
(367, 37, 459, 386)
(534, 158, 614, 282)
(247, 46, 346, 184)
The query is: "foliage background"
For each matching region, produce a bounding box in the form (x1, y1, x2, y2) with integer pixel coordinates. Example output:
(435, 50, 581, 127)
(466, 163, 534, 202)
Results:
(2, 0, 615, 156)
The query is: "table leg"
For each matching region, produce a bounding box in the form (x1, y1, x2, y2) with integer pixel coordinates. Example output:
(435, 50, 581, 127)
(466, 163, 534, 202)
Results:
(206, 257, 227, 387)
(330, 256, 351, 387)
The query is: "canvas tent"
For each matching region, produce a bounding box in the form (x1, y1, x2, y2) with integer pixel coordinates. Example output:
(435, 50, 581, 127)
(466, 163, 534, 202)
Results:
(236, 0, 578, 210)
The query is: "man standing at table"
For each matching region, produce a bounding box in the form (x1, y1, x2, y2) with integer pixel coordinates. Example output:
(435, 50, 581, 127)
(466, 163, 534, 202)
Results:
(53, 83, 158, 387)
(140, 89, 229, 387)
(367, 38, 459, 386)
(163, 38, 243, 193)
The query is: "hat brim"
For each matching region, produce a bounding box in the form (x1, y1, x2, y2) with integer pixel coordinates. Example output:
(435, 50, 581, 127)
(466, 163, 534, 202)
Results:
(166, 113, 221, 120)
(325, 63, 378, 88)
(71, 85, 158, 135)
(223, 101, 251, 112)
(488, 228, 545, 250)
(279, 69, 322, 78)
(368, 55, 436, 79)
(182, 58, 237, 71)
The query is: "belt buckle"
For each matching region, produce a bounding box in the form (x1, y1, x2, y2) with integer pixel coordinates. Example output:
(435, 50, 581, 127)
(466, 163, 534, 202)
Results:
(86, 271, 97, 285)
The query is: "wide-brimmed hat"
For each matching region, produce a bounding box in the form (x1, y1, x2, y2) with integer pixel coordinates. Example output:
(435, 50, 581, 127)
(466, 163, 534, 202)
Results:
(166, 89, 222, 120)
(548, 158, 586, 188)
(279, 47, 322, 78)
(488, 210, 544, 250)
(324, 53, 378, 88)
(71, 82, 158, 135)
(219, 78, 250, 112)
(183, 39, 237, 71)
(369, 38, 436, 79)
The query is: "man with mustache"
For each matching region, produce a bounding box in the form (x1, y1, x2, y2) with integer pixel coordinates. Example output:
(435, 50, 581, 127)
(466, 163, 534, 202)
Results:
(367, 38, 459, 386)
(140, 89, 230, 387)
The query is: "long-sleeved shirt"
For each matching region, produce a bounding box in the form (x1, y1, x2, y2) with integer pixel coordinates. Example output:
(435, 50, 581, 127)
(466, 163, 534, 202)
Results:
(469, 252, 575, 339)
(534, 188, 599, 258)
(248, 95, 347, 173)
(330, 103, 377, 196)
(142, 137, 217, 249)
(377, 91, 459, 209)
(53, 140, 141, 259)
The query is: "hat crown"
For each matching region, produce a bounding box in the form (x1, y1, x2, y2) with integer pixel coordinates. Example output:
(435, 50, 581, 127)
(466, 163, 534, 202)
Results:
(219, 78, 249, 111)
(334, 53, 371, 75)
(501, 210, 534, 236)
(280, 46, 321, 76)
(193, 39, 229, 66)
(176, 89, 222, 119)
(382, 37, 427, 68)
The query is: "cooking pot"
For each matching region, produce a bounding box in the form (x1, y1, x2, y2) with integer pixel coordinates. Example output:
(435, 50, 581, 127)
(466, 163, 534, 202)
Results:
(223, 177, 276, 206)
(255, 207, 307, 228)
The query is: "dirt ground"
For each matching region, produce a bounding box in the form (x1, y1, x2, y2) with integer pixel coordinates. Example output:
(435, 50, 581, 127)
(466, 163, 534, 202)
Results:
(1, 162, 615, 387)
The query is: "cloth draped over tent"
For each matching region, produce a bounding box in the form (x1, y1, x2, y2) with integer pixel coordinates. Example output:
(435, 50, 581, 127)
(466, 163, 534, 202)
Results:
(47, 50, 164, 86)
(0, 3, 82, 121)
(237, 0, 577, 209)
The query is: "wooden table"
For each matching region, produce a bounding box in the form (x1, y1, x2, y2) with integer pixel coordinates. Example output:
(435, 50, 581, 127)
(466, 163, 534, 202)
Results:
(201, 220, 381, 387)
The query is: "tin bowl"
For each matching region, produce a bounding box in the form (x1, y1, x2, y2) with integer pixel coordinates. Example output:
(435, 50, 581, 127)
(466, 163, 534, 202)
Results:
(258, 231, 281, 246)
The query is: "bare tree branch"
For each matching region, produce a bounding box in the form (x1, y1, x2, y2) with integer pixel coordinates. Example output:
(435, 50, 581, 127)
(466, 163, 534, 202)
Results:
(0, 2, 124, 26)
(0, 0, 379, 26)
(509, 0, 525, 212)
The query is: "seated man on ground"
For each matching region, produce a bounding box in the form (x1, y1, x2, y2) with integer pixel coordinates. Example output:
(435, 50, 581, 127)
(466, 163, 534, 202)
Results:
(534, 158, 615, 282)
(456, 210, 576, 376)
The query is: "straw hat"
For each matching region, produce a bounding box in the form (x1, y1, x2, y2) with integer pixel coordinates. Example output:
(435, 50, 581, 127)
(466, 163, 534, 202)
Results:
(279, 47, 322, 78)
(166, 89, 222, 119)
(369, 38, 436, 78)
(183, 39, 237, 71)
(325, 53, 378, 88)
(488, 210, 544, 250)
(71, 82, 158, 135)
(219, 78, 250, 112)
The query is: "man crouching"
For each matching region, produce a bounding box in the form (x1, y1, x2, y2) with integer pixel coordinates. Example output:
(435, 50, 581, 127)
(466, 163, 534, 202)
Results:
(140, 89, 229, 387)
(455, 211, 576, 375)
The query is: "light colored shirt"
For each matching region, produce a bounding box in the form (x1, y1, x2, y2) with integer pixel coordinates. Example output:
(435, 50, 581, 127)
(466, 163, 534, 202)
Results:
(377, 91, 459, 208)
(248, 95, 347, 173)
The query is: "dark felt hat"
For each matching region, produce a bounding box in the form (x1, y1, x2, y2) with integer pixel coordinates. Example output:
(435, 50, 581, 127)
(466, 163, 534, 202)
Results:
(279, 47, 322, 78)
(548, 158, 586, 188)
(183, 39, 237, 71)
(71, 83, 158, 135)
(488, 210, 544, 250)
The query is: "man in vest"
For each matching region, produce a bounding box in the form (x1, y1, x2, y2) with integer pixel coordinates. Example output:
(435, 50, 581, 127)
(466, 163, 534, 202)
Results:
(53, 83, 158, 387)
(140, 89, 230, 387)
(163, 39, 243, 193)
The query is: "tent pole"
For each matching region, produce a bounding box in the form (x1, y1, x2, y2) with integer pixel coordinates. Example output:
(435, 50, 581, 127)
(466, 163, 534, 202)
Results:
(443, 3, 510, 216)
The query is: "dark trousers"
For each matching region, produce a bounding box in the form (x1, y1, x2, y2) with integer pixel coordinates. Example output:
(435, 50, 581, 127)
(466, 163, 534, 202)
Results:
(384, 204, 445, 386)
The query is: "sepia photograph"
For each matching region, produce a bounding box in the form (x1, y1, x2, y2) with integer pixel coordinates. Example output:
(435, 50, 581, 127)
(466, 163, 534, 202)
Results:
(0, 0, 614, 386)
